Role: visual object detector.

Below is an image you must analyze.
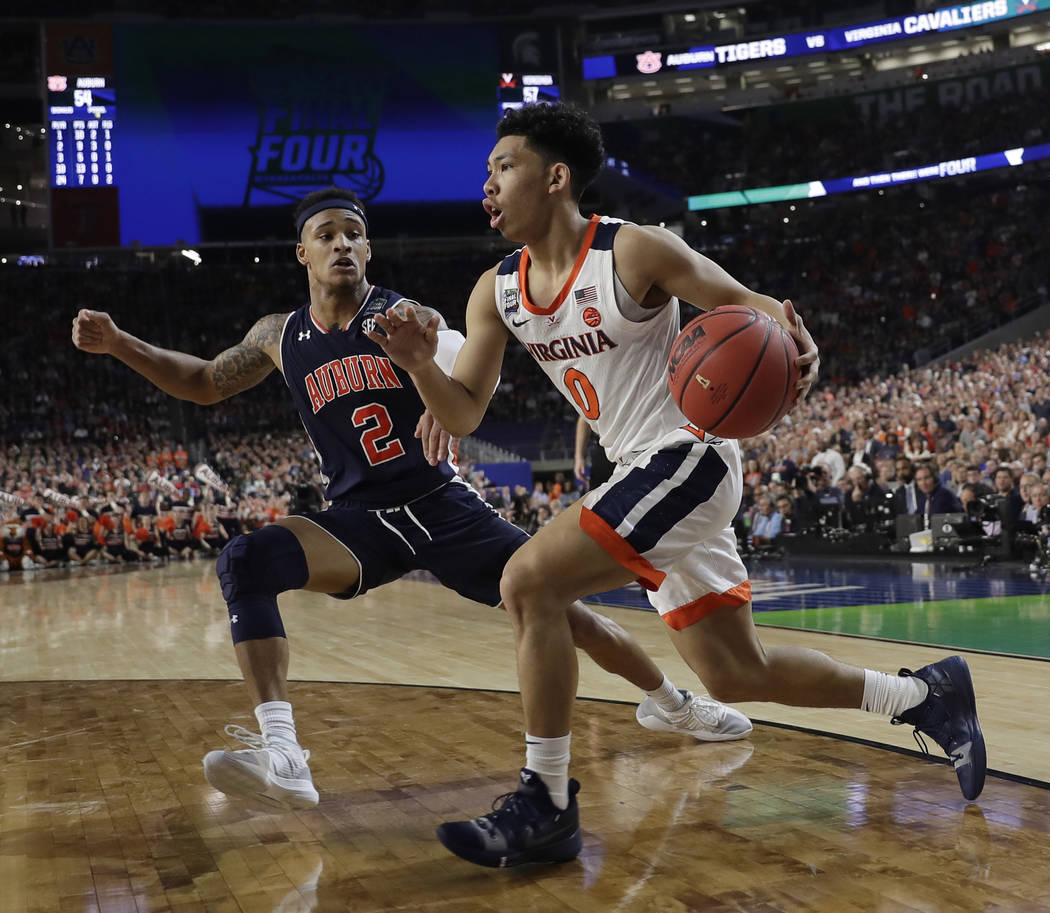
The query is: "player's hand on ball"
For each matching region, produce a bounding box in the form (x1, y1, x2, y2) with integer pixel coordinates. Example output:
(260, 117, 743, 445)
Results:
(388, 299, 445, 329)
(414, 409, 455, 466)
(367, 303, 440, 373)
(783, 300, 819, 400)
(72, 309, 120, 355)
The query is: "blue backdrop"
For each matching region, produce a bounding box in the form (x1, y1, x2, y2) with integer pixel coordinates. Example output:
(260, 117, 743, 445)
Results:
(113, 24, 498, 245)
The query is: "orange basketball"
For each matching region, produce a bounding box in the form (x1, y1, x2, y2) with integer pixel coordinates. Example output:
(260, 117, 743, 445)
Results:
(667, 306, 801, 438)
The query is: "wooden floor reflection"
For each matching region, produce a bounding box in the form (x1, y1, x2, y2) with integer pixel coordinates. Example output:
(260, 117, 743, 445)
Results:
(4, 680, 1050, 913)
(3, 562, 1050, 911)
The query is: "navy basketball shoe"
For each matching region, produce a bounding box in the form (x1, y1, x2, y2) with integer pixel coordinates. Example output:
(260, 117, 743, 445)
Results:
(436, 769, 582, 868)
(892, 655, 986, 800)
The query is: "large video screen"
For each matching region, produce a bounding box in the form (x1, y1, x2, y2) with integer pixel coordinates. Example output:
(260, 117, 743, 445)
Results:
(109, 24, 497, 246)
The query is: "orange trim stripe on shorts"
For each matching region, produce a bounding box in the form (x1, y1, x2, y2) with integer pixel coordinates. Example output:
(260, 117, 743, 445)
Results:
(662, 581, 752, 631)
(580, 506, 666, 592)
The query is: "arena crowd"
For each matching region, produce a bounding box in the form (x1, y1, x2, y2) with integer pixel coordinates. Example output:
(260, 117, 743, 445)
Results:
(4, 322, 1050, 571)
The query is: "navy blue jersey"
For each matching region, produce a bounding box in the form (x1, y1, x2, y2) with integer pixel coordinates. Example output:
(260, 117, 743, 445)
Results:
(279, 285, 455, 507)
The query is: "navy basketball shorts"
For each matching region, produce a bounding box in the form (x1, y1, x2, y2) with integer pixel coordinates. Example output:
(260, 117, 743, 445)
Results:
(301, 478, 528, 606)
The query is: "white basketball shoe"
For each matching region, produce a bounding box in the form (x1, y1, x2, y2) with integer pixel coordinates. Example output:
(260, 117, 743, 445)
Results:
(203, 724, 319, 810)
(636, 689, 753, 741)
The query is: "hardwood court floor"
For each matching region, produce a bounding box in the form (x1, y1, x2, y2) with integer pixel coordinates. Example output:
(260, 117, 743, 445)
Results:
(3, 561, 1050, 911)
(3, 680, 1050, 913)
(3, 561, 1050, 782)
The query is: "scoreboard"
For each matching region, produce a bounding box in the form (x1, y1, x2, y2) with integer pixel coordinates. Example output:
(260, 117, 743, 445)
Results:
(47, 75, 116, 188)
(499, 73, 560, 113)
(43, 22, 498, 246)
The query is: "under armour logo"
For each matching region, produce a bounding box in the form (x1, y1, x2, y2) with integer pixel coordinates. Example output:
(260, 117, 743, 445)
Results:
(298, 330, 311, 341)
(230, 615, 238, 623)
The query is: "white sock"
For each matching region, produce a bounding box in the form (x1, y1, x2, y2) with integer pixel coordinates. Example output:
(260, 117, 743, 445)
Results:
(525, 732, 571, 810)
(255, 701, 305, 762)
(646, 675, 687, 713)
(861, 670, 929, 717)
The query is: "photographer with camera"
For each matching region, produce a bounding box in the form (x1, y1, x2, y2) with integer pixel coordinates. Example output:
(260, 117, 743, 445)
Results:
(812, 438, 847, 485)
(959, 483, 986, 523)
(795, 464, 844, 534)
(964, 464, 995, 499)
(843, 465, 891, 532)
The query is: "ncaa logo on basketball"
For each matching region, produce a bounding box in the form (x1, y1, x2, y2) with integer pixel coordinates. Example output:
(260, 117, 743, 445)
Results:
(668, 322, 706, 376)
(582, 307, 601, 328)
(635, 51, 663, 74)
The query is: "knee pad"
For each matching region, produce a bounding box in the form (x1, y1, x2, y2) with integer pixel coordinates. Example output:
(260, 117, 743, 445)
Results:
(216, 525, 310, 643)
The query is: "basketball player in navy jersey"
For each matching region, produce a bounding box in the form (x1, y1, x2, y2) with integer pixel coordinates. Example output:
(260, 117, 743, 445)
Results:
(371, 103, 985, 867)
(72, 187, 750, 812)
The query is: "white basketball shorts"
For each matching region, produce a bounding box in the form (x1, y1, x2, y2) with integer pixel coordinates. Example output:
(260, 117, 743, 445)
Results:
(580, 426, 751, 629)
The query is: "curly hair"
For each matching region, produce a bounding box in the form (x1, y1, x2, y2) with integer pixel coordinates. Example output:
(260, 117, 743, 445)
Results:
(497, 103, 605, 201)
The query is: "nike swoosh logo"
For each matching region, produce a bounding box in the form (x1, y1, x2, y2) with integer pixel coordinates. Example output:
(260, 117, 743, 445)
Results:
(512, 318, 530, 327)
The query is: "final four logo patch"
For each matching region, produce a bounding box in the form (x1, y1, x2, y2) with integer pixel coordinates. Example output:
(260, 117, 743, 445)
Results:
(502, 288, 520, 316)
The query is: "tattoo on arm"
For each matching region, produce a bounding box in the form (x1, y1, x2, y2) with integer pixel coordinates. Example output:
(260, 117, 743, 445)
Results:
(208, 313, 287, 398)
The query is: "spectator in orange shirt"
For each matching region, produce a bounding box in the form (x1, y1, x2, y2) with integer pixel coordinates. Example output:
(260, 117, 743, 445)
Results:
(195, 503, 230, 557)
(127, 514, 163, 562)
(155, 505, 176, 559)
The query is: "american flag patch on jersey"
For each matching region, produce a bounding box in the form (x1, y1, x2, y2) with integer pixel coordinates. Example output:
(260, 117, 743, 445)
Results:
(574, 285, 598, 305)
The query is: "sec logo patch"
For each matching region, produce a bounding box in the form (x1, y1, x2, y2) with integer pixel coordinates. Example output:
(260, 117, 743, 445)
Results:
(582, 306, 601, 327)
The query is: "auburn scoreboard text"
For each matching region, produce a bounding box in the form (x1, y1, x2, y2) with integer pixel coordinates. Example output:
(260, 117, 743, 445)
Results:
(47, 74, 116, 188)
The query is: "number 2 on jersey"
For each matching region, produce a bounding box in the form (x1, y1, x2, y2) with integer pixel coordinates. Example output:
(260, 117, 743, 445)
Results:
(564, 367, 599, 420)
(352, 404, 406, 466)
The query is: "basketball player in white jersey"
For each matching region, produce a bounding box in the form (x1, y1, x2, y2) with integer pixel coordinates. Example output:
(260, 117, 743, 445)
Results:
(370, 103, 985, 868)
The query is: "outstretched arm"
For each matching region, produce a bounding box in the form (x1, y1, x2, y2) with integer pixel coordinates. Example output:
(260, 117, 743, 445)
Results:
(72, 309, 287, 405)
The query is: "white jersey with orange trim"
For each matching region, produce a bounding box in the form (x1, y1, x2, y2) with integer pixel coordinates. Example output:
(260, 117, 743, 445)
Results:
(493, 214, 690, 464)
